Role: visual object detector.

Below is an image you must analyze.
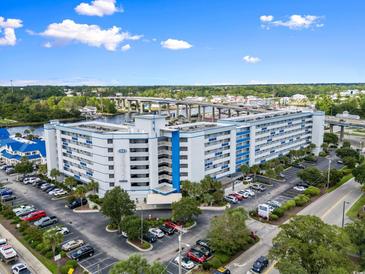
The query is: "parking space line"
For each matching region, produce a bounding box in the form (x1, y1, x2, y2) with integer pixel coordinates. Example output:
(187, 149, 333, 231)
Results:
(79, 252, 104, 264)
(92, 261, 117, 274)
(87, 257, 113, 269)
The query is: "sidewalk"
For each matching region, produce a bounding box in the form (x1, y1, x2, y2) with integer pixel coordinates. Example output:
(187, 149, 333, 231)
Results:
(0, 223, 51, 274)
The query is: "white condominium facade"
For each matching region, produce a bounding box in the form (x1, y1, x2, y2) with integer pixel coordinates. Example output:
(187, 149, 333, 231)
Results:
(44, 110, 324, 203)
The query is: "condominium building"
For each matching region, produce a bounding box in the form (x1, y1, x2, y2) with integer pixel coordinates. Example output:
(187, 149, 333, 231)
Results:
(44, 110, 324, 204)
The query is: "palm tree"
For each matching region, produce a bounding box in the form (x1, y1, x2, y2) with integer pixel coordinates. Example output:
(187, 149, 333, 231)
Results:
(43, 228, 64, 259)
(250, 165, 260, 182)
(87, 180, 99, 194)
(75, 185, 87, 206)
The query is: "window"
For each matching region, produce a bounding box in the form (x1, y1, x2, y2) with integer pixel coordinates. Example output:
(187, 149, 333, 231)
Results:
(109, 182, 115, 187)
(180, 147, 188, 151)
(109, 166, 114, 170)
(108, 157, 114, 161)
(107, 139, 113, 144)
(130, 139, 148, 144)
(108, 148, 113, 153)
(109, 174, 114, 179)
(130, 148, 148, 153)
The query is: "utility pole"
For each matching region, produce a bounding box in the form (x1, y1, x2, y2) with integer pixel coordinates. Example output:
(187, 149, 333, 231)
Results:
(342, 201, 349, 228)
(140, 208, 143, 245)
(327, 158, 331, 189)
(178, 231, 182, 274)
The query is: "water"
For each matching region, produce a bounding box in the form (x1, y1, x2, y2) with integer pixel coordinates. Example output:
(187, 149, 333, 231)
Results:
(5, 106, 208, 137)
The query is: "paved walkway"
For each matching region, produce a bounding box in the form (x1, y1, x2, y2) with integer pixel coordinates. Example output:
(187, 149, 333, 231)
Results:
(0, 223, 51, 274)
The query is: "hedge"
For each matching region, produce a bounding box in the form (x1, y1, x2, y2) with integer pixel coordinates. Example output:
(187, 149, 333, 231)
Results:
(304, 186, 321, 197)
(294, 194, 310, 206)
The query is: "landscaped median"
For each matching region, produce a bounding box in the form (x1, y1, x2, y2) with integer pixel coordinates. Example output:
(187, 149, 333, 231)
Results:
(347, 194, 365, 221)
(250, 186, 322, 224)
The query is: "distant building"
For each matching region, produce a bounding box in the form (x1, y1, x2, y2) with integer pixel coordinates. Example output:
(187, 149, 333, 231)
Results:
(79, 106, 98, 117)
(0, 128, 46, 165)
(336, 111, 360, 120)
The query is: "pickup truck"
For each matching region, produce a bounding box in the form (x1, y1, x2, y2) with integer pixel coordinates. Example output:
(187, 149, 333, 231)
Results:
(0, 244, 18, 264)
(34, 216, 58, 228)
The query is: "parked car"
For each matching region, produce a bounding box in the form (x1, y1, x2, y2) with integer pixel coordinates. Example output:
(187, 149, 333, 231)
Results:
(159, 224, 175, 235)
(229, 193, 243, 201)
(48, 226, 70, 235)
(40, 183, 50, 190)
(174, 256, 195, 270)
(54, 189, 68, 197)
(5, 168, 15, 175)
(35, 181, 47, 188)
(23, 177, 40, 185)
(293, 186, 306, 192)
(224, 195, 238, 204)
(0, 165, 11, 171)
(266, 200, 280, 209)
(214, 267, 231, 274)
(187, 249, 206, 263)
(293, 163, 305, 169)
(48, 188, 61, 195)
(278, 173, 286, 179)
(337, 160, 343, 164)
(13, 205, 32, 214)
(164, 220, 182, 230)
(258, 184, 267, 192)
(251, 256, 269, 273)
(70, 245, 94, 261)
(149, 228, 165, 238)
(143, 232, 157, 243)
(0, 188, 13, 197)
(44, 185, 56, 193)
(67, 198, 88, 209)
(34, 216, 58, 228)
(237, 190, 250, 199)
(244, 189, 255, 197)
(1, 195, 16, 202)
(250, 184, 262, 191)
(243, 176, 253, 183)
(0, 244, 18, 263)
(16, 207, 37, 217)
(269, 200, 282, 208)
(62, 239, 85, 252)
(196, 239, 211, 249)
(191, 244, 212, 258)
(20, 210, 46, 222)
(12, 263, 31, 274)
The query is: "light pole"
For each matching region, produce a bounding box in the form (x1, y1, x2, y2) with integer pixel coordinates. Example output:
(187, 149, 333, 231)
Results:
(342, 201, 350, 228)
(177, 227, 188, 274)
(326, 158, 331, 189)
(140, 207, 144, 245)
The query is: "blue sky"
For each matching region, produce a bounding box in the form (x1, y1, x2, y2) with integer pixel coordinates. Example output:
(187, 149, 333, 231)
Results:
(0, 0, 364, 86)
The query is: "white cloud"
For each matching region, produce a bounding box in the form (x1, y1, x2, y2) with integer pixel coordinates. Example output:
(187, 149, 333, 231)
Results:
(75, 0, 122, 17)
(261, 14, 323, 30)
(0, 16, 23, 46)
(40, 19, 142, 51)
(260, 15, 273, 22)
(243, 55, 261, 64)
(43, 42, 52, 48)
(161, 38, 192, 50)
(121, 44, 130, 51)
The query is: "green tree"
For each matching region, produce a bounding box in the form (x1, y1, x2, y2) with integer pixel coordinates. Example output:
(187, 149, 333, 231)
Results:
(109, 254, 166, 274)
(75, 185, 87, 204)
(50, 168, 60, 180)
(14, 157, 33, 175)
(64, 177, 77, 189)
(37, 164, 47, 175)
(171, 197, 201, 224)
(250, 165, 260, 182)
(101, 187, 135, 228)
(43, 228, 64, 258)
(342, 156, 357, 169)
(120, 215, 147, 241)
(240, 164, 250, 176)
(323, 132, 338, 144)
(345, 220, 365, 261)
(297, 167, 324, 185)
(87, 180, 99, 194)
(208, 208, 251, 256)
(342, 140, 351, 148)
(353, 163, 365, 186)
(270, 215, 354, 274)
(336, 147, 359, 161)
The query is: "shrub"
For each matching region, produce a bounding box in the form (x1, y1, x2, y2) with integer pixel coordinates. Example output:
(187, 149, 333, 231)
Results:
(319, 151, 327, 157)
(304, 186, 320, 197)
(269, 213, 279, 221)
(282, 200, 296, 210)
(294, 194, 310, 206)
(45, 251, 53, 259)
(272, 207, 285, 217)
(65, 260, 78, 269)
(341, 168, 352, 175)
(208, 253, 230, 269)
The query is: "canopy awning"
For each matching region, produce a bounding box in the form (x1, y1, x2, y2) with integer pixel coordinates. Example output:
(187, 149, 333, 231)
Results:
(146, 193, 182, 205)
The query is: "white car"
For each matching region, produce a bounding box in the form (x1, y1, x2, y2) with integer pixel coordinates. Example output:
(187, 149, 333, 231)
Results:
(12, 263, 31, 274)
(174, 256, 195, 270)
(48, 226, 70, 235)
(48, 188, 61, 195)
(237, 190, 250, 198)
(149, 228, 165, 238)
(245, 189, 255, 197)
(243, 176, 253, 183)
(62, 239, 85, 251)
(224, 195, 238, 204)
(54, 189, 68, 197)
(23, 177, 40, 185)
(12, 205, 32, 214)
(293, 186, 306, 192)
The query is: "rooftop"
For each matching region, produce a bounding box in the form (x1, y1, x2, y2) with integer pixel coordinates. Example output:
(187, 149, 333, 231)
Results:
(166, 122, 229, 132)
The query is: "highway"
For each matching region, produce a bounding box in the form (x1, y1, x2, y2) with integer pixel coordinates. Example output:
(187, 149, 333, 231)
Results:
(228, 178, 362, 274)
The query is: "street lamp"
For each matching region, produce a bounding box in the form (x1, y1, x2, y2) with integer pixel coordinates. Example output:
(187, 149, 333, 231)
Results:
(342, 201, 350, 228)
(177, 227, 188, 274)
(326, 158, 331, 189)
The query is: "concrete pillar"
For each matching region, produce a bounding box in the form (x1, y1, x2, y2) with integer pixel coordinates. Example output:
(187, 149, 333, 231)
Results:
(148, 103, 152, 112)
(236, 110, 240, 116)
(198, 105, 201, 121)
(158, 103, 162, 115)
(167, 104, 171, 116)
(340, 125, 345, 141)
(218, 108, 222, 119)
(212, 107, 215, 121)
(139, 101, 144, 113)
(330, 124, 334, 133)
(127, 100, 131, 113)
(202, 106, 206, 121)
(185, 105, 189, 119)
(188, 105, 192, 121)
(228, 109, 231, 117)
(176, 104, 180, 117)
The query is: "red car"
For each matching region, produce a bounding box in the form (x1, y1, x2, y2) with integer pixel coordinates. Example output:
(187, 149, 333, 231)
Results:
(164, 221, 182, 231)
(21, 210, 46, 222)
(187, 249, 207, 263)
(229, 193, 243, 201)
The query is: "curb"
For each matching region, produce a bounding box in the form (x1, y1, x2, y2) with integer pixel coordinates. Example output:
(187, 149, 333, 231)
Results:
(199, 205, 228, 211)
(72, 209, 99, 213)
(105, 225, 118, 233)
(51, 195, 70, 201)
(184, 221, 197, 230)
(126, 240, 153, 252)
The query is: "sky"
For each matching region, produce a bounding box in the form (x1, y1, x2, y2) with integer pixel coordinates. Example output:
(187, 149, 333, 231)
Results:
(0, 0, 364, 86)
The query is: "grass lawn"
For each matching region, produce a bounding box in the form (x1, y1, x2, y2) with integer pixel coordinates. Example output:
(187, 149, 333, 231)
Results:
(327, 174, 353, 192)
(347, 194, 365, 221)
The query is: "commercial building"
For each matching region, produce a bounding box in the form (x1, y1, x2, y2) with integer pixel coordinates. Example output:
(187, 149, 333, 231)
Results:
(0, 128, 46, 165)
(44, 110, 324, 203)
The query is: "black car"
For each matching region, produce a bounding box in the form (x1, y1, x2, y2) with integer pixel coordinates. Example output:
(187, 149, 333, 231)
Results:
(1, 195, 16, 202)
(67, 198, 88, 209)
(191, 244, 212, 258)
(44, 185, 56, 192)
(34, 180, 47, 187)
(251, 256, 269, 273)
(159, 224, 175, 235)
(143, 232, 157, 243)
(293, 163, 305, 169)
(70, 245, 94, 261)
(196, 239, 211, 249)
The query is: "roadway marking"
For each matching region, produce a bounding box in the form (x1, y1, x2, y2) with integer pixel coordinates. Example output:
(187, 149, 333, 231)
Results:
(320, 189, 360, 219)
(263, 260, 277, 274)
(92, 261, 117, 273)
